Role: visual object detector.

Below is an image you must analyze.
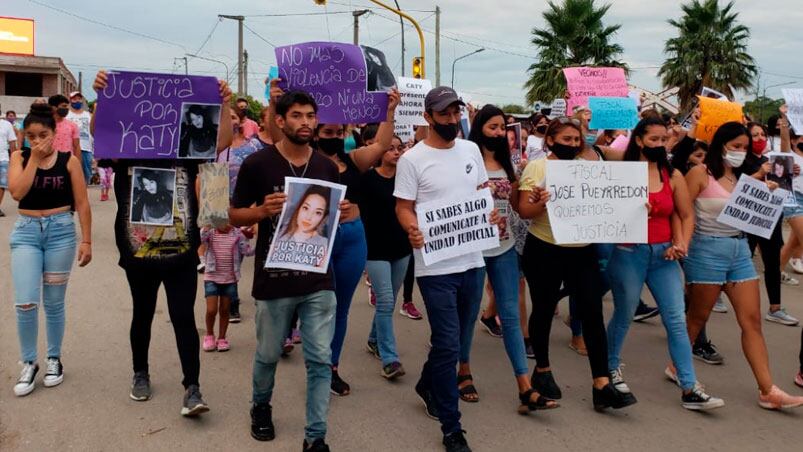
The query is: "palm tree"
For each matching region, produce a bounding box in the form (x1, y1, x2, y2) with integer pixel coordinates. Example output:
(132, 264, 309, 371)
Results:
(659, 0, 757, 110)
(524, 0, 627, 106)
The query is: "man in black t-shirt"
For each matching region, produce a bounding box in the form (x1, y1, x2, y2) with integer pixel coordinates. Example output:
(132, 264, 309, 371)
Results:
(230, 91, 342, 452)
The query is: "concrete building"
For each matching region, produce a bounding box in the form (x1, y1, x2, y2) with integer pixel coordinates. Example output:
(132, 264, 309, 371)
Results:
(0, 53, 77, 115)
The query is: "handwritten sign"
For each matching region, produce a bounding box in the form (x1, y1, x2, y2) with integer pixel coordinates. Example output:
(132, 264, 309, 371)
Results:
(275, 41, 389, 124)
(397, 76, 432, 126)
(783, 89, 803, 134)
(94, 71, 221, 159)
(588, 97, 639, 130)
(550, 98, 567, 118)
(696, 96, 743, 143)
(717, 175, 785, 239)
(395, 123, 414, 143)
(198, 162, 230, 228)
(416, 188, 499, 266)
(563, 67, 628, 114)
(546, 160, 648, 244)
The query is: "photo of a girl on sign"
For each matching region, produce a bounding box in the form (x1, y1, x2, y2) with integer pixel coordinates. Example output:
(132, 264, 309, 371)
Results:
(265, 178, 346, 274)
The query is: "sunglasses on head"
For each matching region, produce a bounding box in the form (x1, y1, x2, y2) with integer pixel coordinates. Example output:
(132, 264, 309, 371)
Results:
(556, 117, 581, 126)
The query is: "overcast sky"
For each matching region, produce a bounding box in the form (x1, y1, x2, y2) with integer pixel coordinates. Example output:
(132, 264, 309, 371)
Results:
(7, 0, 803, 107)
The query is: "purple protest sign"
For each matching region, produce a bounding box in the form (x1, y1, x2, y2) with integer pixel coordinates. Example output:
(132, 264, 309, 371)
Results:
(94, 71, 222, 159)
(275, 42, 389, 124)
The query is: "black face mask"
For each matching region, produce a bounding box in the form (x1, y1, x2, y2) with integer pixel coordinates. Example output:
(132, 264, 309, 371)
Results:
(797, 143, 803, 153)
(535, 124, 547, 135)
(317, 137, 344, 156)
(481, 134, 508, 153)
(642, 145, 666, 162)
(432, 121, 459, 142)
(56, 108, 69, 118)
(550, 142, 581, 160)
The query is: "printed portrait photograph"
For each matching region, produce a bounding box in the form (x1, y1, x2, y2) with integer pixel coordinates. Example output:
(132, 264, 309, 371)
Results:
(361, 45, 396, 92)
(178, 103, 221, 159)
(130, 167, 176, 226)
(767, 155, 794, 192)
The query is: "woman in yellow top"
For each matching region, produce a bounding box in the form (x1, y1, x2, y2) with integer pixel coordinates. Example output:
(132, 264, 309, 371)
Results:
(516, 117, 636, 411)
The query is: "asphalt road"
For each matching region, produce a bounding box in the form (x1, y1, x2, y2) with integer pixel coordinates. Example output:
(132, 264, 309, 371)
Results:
(1, 188, 803, 451)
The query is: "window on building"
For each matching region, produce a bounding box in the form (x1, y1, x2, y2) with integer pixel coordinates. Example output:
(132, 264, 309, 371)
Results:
(5, 72, 43, 96)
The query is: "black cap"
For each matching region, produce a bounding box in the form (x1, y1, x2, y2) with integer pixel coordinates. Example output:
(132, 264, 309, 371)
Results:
(425, 86, 465, 113)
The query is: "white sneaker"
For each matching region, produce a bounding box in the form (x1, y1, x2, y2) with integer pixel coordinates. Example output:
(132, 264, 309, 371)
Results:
(14, 362, 39, 396)
(610, 367, 631, 394)
(790, 258, 803, 275)
(712, 298, 728, 313)
(765, 308, 800, 326)
(43, 358, 64, 387)
(781, 272, 799, 286)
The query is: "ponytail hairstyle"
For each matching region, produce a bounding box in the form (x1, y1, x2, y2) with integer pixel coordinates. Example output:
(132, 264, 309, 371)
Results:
(23, 102, 56, 131)
(468, 104, 516, 182)
(624, 117, 673, 180)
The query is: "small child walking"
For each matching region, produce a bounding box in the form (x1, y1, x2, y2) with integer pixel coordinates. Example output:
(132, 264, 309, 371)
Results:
(201, 224, 254, 352)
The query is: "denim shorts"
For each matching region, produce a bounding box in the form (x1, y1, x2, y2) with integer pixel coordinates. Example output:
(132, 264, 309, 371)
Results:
(683, 233, 758, 285)
(0, 161, 8, 188)
(204, 281, 238, 298)
(783, 191, 803, 219)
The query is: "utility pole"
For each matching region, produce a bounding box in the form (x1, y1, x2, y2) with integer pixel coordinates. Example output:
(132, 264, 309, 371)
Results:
(352, 10, 369, 45)
(435, 6, 441, 86)
(173, 57, 188, 75)
(219, 14, 245, 94)
(78, 72, 82, 94)
(394, 0, 405, 76)
(243, 49, 249, 96)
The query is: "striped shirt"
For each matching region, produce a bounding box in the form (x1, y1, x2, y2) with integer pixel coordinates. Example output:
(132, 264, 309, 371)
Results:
(205, 229, 239, 284)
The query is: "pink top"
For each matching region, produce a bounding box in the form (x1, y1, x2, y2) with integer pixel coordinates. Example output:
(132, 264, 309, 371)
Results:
(694, 175, 740, 236)
(204, 229, 239, 284)
(240, 118, 260, 140)
(53, 120, 79, 153)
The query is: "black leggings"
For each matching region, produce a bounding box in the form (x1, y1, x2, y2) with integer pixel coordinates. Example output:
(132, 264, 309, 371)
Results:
(403, 256, 416, 302)
(748, 219, 784, 307)
(522, 234, 609, 379)
(125, 264, 200, 388)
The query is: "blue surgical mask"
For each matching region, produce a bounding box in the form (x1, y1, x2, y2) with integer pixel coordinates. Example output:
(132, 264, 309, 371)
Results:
(71, 102, 83, 110)
(585, 133, 597, 146)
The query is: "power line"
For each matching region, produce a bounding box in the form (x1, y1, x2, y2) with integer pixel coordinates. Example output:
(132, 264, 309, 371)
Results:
(193, 19, 222, 55)
(762, 70, 803, 81)
(243, 23, 277, 48)
(327, 0, 434, 13)
(244, 11, 354, 17)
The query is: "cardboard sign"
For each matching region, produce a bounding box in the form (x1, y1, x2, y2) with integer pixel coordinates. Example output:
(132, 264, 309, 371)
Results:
(94, 71, 222, 159)
(563, 67, 629, 114)
(696, 96, 743, 143)
(550, 98, 567, 118)
(416, 188, 500, 266)
(198, 162, 230, 228)
(396, 76, 432, 126)
(783, 89, 803, 134)
(275, 41, 389, 124)
(588, 96, 639, 130)
(717, 175, 785, 240)
(545, 160, 648, 244)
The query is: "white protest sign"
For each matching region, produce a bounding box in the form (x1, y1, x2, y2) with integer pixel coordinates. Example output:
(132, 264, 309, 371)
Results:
(546, 160, 648, 244)
(717, 175, 786, 240)
(416, 188, 499, 266)
(700, 86, 729, 101)
(550, 98, 567, 118)
(395, 123, 414, 143)
(782, 89, 803, 133)
(397, 76, 432, 126)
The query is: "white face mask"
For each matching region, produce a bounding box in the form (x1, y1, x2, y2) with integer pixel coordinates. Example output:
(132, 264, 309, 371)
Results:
(723, 149, 746, 168)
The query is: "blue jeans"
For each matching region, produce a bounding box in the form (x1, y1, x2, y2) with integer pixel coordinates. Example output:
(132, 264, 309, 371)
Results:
(366, 256, 410, 366)
(330, 218, 368, 366)
(81, 150, 93, 185)
(484, 248, 528, 376)
(10, 212, 76, 362)
(253, 290, 336, 442)
(606, 243, 696, 390)
(417, 267, 485, 435)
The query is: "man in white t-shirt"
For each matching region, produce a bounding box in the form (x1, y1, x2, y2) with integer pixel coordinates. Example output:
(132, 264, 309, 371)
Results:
(394, 86, 491, 452)
(66, 92, 94, 184)
(0, 110, 19, 217)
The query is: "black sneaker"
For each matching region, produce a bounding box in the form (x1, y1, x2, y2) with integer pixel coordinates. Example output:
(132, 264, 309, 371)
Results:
(330, 369, 350, 396)
(681, 386, 725, 411)
(0, 209, 6, 217)
(593, 383, 637, 411)
(479, 316, 502, 338)
(381, 362, 406, 380)
(693, 341, 724, 365)
(43, 357, 64, 387)
(181, 384, 210, 417)
(443, 430, 472, 452)
(303, 438, 330, 452)
(633, 303, 660, 322)
(130, 371, 151, 401)
(415, 380, 439, 420)
(531, 370, 562, 400)
(366, 341, 380, 360)
(524, 338, 535, 359)
(229, 305, 241, 323)
(250, 402, 275, 441)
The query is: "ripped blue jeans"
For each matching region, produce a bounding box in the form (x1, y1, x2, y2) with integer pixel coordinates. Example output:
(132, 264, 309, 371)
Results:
(10, 212, 76, 363)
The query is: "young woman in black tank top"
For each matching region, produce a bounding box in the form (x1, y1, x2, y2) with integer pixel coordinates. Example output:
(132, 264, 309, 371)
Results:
(7, 102, 92, 397)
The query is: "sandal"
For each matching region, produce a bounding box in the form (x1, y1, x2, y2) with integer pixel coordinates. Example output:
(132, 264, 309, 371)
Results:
(517, 388, 559, 414)
(457, 374, 479, 403)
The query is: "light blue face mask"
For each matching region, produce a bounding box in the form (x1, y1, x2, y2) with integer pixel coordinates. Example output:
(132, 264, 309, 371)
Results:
(344, 134, 357, 153)
(585, 132, 597, 146)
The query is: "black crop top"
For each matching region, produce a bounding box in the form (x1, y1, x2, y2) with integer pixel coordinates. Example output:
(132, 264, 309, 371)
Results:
(340, 154, 362, 205)
(18, 151, 74, 211)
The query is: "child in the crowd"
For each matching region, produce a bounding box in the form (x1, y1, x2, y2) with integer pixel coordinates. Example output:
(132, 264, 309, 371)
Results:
(201, 224, 254, 351)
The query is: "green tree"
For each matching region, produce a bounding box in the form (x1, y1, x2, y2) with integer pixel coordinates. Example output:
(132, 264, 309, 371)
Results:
(743, 96, 784, 125)
(501, 104, 526, 114)
(524, 0, 627, 105)
(232, 94, 265, 122)
(658, 0, 757, 111)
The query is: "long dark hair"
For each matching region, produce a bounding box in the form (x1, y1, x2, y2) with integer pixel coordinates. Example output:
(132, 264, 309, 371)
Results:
(282, 184, 332, 239)
(705, 121, 751, 179)
(670, 140, 708, 175)
(623, 118, 673, 180)
(468, 104, 516, 182)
